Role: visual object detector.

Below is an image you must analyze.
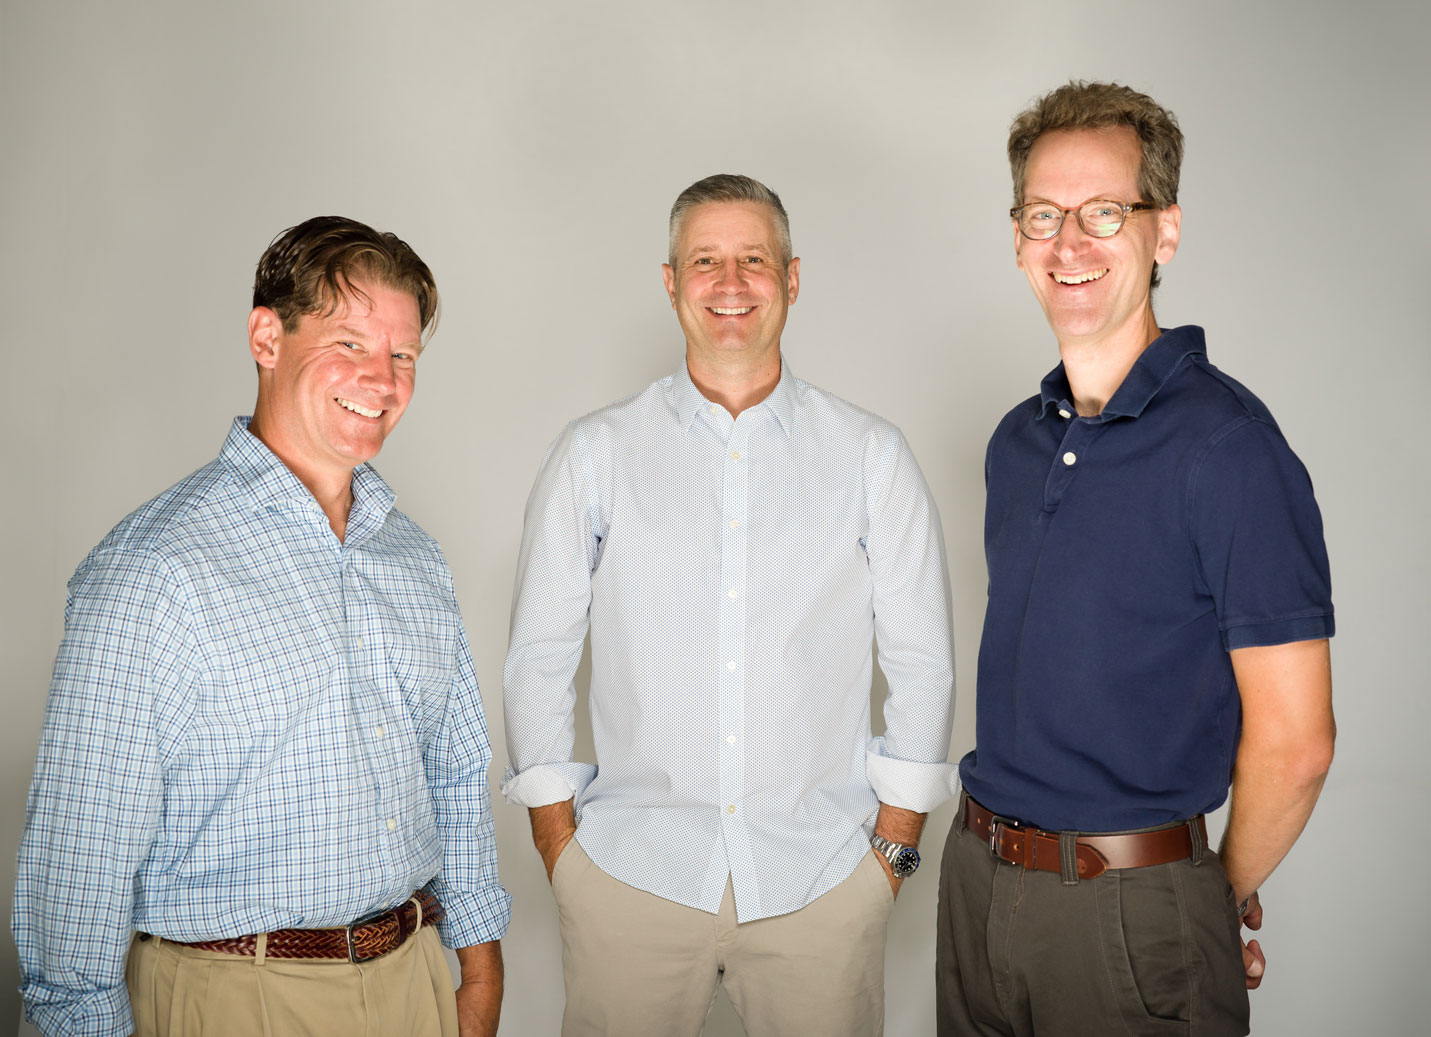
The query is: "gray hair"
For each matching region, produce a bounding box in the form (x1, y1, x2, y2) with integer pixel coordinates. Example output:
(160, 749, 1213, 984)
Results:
(667, 173, 792, 268)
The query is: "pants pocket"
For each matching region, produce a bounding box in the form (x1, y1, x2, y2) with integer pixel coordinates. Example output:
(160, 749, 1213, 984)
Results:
(1095, 868, 1192, 1035)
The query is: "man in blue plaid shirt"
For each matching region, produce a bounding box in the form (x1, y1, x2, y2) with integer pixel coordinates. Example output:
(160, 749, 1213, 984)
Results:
(13, 217, 511, 1037)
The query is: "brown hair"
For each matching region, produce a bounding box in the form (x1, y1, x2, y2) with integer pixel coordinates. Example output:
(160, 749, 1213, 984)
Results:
(668, 174, 792, 268)
(253, 216, 439, 338)
(1008, 82, 1183, 289)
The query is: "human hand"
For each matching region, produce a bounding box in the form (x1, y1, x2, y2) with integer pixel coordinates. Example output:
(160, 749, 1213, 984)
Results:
(873, 849, 904, 898)
(1240, 890, 1265, 989)
(541, 826, 576, 884)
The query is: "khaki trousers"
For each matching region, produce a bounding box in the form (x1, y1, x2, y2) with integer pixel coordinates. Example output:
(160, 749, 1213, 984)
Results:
(553, 840, 896, 1037)
(125, 924, 457, 1037)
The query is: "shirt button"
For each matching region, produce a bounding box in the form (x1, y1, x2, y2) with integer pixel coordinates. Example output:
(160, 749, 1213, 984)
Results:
(727, 589, 738, 599)
(1058, 408, 1071, 419)
(386, 818, 397, 831)
(726, 734, 737, 745)
(710, 405, 719, 415)
(375, 726, 385, 738)
(730, 450, 740, 460)
(355, 635, 365, 649)
(1062, 451, 1077, 466)
(729, 519, 739, 530)
(726, 805, 736, 814)
(727, 660, 737, 671)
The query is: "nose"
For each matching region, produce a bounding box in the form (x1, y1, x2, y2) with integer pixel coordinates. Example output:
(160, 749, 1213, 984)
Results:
(357, 349, 397, 395)
(1051, 217, 1094, 262)
(714, 259, 747, 293)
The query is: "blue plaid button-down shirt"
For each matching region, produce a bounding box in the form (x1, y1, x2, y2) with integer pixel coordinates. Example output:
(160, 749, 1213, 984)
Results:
(14, 418, 511, 1037)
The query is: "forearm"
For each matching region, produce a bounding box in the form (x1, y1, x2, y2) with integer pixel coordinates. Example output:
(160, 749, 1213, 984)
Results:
(1221, 639, 1335, 903)
(874, 802, 927, 846)
(454, 941, 503, 1037)
(529, 799, 578, 881)
(1219, 752, 1330, 904)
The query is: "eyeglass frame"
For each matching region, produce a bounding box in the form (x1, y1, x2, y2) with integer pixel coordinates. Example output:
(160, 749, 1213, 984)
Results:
(1009, 198, 1159, 241)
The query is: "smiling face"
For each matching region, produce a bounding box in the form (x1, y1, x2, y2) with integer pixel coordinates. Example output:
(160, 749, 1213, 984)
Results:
(248, 279, 422, 498)
(1016, 126, 1180, 352)
(661, 201, 799, 372)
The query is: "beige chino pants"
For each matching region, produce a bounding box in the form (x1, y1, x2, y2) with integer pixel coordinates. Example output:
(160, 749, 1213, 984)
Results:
(125, 924, 457, 1037)
(553, 840, 896, 1037)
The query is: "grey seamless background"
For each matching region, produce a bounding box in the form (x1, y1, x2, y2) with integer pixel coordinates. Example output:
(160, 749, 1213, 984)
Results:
(3, 2, 1427, 1034)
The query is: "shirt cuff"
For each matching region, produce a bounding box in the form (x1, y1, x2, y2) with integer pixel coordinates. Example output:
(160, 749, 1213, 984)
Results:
(24, 983, 132, 1037)
(866, 737, 961, 814)
(500, 762, 598, 807)
(432, 883, 513, 948)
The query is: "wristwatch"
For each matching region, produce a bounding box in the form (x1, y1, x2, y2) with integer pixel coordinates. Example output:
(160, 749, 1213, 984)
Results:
(870, 834, 921, 878)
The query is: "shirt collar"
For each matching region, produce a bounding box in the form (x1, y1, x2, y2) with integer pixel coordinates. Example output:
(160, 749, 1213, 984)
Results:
(221, 417, 396, 536)
(672, 356, 797, 437)
(1037, 325, 1207, 422)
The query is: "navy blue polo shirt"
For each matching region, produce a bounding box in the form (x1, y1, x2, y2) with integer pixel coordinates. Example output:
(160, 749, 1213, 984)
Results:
(959, 325, 1334, 833)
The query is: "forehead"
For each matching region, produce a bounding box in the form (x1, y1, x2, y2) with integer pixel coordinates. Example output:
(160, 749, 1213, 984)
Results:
(1023, 126, 1142, 205)
(676, 201, 781, 255)
(307, 280, 422, 337)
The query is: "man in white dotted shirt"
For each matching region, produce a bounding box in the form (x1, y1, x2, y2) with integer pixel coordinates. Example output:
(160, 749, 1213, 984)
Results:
(502, 174, 959, 1036)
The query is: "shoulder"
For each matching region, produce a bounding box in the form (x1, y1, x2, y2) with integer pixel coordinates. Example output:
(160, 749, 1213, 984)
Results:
(568, 375, 674, 441)
(792, 376, 906, 450)
(73, 458, 240, 581)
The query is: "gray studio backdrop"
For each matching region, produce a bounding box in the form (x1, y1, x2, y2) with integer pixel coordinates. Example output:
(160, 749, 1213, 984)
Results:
(3, 1, 1427, 1034)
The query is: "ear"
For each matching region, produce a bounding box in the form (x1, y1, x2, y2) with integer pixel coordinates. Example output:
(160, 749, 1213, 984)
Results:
(785, 256, 800, 305)
(661, 263, 678, 307)
(249, 307, 283, 369)
(1155, 203, 1182, 265)
(1014, 222, 1025, 270)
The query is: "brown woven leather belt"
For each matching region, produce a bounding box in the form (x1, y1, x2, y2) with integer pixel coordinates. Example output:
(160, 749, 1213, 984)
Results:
(964, 796, 1205, 880)
(170, 891, 443, 964)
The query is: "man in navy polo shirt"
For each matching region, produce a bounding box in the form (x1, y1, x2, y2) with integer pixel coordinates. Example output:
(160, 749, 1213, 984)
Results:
(935, 82, 1336, 1036)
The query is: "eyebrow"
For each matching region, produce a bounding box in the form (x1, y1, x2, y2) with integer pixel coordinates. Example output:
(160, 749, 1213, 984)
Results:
(333, 324, 424, 352)
(687, 243, 775, 256)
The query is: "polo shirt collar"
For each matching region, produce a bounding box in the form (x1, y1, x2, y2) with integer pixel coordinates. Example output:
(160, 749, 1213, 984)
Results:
(673, 356, 797, 437)
(1037, 325, 1207, 422)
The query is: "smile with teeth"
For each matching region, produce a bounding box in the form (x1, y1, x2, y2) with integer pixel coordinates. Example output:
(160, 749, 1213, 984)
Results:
(1052, 269, 1108, 285)
(336, 397, 382, 418)
(710, 306, 754, 315)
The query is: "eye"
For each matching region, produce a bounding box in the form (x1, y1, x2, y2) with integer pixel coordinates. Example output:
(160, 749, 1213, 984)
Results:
(743, 255, 764, 264)
(694, 257, 715, 265)
(338, 341, 362, 351)
(392, 351, 416, 363)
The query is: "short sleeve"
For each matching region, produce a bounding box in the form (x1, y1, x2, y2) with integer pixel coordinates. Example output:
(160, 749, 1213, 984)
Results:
(1189, 417, 1334, 650)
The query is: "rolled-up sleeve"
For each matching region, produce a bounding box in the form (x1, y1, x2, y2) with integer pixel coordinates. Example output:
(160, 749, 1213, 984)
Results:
(862, 430, 960, 813)
(14, 550, 185, 1037)
(501, 424, 602, 808)
(425, 606, 513, 948)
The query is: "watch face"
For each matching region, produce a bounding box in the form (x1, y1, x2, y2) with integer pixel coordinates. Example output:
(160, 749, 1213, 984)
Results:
(892, 848, 920, 877)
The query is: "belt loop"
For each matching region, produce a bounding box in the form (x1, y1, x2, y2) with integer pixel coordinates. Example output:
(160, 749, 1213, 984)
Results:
(956, 790, 969, 834)
(254, 932, 267, 967)
(413, 895, 423, 931)
(1187, 816, 1206, 867)
(1058, 832, 1079, 886)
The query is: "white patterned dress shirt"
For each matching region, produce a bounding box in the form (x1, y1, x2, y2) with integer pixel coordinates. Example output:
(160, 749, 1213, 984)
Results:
(503, 361, 957, 922)
(14, 418, 511, 1037)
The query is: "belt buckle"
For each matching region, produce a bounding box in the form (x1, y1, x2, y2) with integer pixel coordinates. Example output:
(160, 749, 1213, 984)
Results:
(988, 814, 1023, 859)
(345, 907, 392, 965)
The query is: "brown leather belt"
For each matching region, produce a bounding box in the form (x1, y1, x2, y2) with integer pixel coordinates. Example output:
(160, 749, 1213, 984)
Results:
(964, 796, 1205, 880)
(169, 891, 443, 964)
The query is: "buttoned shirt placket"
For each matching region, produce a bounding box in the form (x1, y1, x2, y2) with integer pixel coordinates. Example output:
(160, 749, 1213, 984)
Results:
(705, 401, 759, 913)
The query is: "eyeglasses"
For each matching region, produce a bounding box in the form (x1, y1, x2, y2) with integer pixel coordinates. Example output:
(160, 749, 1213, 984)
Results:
(1010, 199, 1158, 241)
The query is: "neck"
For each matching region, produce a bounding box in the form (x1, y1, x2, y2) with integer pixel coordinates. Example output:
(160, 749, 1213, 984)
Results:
(1058, 309, 1162, 417)
(686, 347, 781, 419)
(246, 414, 355, 542)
